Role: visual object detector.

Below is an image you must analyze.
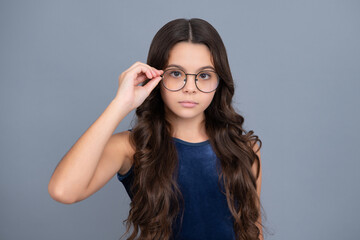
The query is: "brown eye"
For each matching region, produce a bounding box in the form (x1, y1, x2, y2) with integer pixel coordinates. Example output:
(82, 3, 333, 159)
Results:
(170, 71, 182, 78)
(198, 72, 211, 80)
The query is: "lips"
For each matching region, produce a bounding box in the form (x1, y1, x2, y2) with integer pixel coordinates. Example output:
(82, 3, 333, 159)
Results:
(179, 100, 198, 104)
(179, 100, 198, 108)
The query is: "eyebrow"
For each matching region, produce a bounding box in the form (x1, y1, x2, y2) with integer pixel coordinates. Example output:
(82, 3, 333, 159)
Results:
(165, 64, 215, 72)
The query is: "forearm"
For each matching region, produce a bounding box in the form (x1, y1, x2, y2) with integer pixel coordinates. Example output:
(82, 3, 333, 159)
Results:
(48, 98, 131, 203)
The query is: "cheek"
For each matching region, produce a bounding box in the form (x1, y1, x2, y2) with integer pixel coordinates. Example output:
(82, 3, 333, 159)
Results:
(202, 93, 216, 107)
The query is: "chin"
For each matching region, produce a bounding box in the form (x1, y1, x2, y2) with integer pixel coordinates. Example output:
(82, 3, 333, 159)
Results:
(167, 106, 204, 119)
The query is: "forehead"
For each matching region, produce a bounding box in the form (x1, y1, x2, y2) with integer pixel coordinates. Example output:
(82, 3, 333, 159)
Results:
(166, 42, 214, 71)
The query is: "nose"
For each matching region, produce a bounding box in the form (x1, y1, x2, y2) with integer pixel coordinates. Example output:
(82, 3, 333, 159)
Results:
(182, 74, 197, 93)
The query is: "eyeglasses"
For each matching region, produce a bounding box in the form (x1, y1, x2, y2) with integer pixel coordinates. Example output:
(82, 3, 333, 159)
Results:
(160, 68, 220, 93)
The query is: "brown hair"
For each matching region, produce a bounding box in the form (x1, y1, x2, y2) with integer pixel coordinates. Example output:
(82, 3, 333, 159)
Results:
(120, 18, 266, 240)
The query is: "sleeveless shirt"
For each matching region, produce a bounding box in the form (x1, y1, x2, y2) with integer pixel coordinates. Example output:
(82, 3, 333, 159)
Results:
(116, 132, 236, 240)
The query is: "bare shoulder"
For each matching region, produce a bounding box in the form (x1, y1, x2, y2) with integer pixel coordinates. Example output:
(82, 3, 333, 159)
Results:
(109, 130, 135, 175)
(250, 140, 261, 177)
(250, 140, 262, 196)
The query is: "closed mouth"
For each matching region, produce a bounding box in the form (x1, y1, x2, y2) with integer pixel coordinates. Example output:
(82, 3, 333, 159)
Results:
(179, 101, 198, 104)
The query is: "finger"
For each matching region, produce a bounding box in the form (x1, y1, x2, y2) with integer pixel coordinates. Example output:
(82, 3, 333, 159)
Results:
(146, 69, 153, 79)
(129, 61, 144, 69)
(143, 76, 162, 94)
(126, 63, 163, 82)
(128, 62, 153, 73)
(133, 63, 162, 77)
(134, 74, 148, 85)
(151, 69, 157, 77)
(127, 62, 163, 77)
(132, 65, 153, 79)
(151, 67, 163, 77)
(134, 67, 162, 86)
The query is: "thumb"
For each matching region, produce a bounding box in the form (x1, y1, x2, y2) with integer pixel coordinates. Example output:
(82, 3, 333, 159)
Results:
(143, 76, 162, 94)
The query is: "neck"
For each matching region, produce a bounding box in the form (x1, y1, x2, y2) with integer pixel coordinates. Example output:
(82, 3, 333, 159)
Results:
(166, 112, 208, 142)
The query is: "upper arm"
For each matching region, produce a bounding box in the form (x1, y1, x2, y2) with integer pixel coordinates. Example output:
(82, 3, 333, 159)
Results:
(74, 130, 134, 203)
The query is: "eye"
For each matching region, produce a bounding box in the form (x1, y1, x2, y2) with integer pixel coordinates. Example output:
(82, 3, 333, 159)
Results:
(170, 70, 182, 78)
(198, 72, 211, 80)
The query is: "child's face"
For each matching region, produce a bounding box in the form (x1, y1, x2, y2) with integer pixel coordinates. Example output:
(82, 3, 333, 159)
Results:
(160, 41, 217, 122)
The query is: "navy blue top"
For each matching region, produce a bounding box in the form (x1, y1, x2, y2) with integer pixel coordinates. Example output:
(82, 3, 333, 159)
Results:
(117, 133, 236, 240)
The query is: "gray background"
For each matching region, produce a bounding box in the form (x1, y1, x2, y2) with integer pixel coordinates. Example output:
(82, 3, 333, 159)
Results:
(1, 0, 359, 239)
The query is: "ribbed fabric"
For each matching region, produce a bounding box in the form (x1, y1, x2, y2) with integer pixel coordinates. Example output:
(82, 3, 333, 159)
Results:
(117, 132, 236, 240)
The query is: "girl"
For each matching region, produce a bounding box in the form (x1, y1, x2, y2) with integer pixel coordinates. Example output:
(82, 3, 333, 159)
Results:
(48, 18, 265, 240)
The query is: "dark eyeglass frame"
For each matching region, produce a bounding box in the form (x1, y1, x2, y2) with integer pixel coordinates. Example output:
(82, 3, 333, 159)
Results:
(160, 68, 220, 93)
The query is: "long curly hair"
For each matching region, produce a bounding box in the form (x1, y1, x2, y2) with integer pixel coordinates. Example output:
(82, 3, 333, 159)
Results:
(120, 18, 265, 240)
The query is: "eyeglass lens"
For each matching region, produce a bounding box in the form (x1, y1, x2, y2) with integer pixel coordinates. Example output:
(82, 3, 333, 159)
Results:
(161, 69, 219, 92)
